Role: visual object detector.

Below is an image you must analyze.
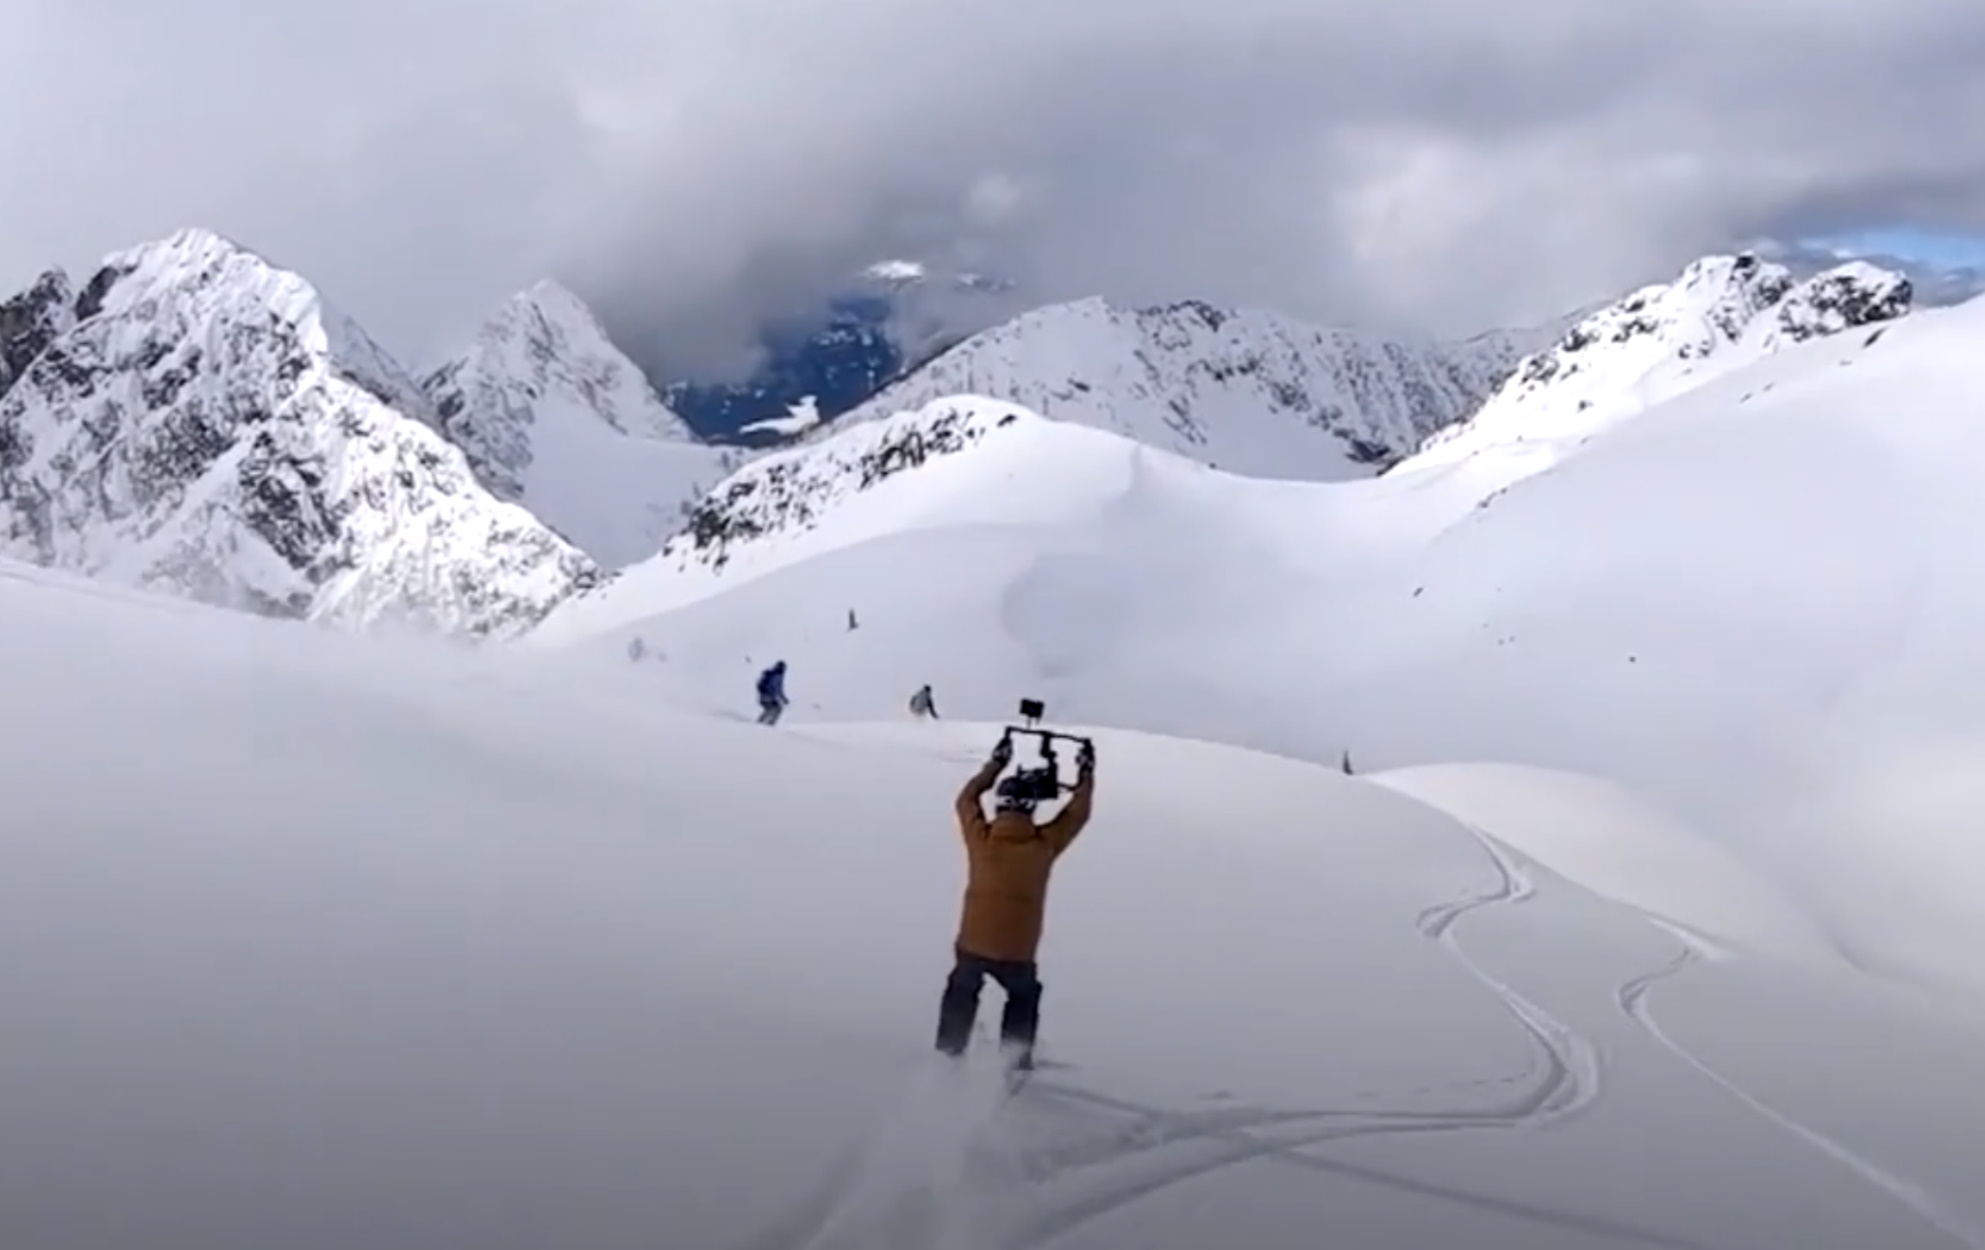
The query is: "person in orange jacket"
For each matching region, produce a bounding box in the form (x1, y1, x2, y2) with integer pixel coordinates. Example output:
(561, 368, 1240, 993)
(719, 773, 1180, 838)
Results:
(934, 733, 1095, 1069)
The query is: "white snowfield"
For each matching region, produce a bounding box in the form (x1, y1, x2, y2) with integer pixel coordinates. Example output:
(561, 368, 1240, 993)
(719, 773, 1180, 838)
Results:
(5, 559, 1985, 1250)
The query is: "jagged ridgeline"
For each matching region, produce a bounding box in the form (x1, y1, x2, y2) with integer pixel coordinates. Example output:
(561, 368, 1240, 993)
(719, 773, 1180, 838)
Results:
(0, 230, 732, 636)
(0, 230, 1917, 640)
(809, 296, 1565, 477)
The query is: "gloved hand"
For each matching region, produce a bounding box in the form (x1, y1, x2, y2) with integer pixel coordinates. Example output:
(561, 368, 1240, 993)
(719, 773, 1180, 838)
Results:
(990, 735, 1013, 766)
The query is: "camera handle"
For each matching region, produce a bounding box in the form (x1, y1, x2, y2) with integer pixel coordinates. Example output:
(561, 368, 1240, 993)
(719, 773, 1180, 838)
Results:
(1000, 726, 1093, 749)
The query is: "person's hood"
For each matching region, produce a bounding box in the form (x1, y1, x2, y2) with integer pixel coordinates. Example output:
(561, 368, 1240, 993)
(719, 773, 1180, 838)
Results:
(989, 810, 1038, 842)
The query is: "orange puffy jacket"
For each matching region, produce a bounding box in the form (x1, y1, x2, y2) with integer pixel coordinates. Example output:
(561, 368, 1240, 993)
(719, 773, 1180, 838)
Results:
(951, 756, 1094, 962)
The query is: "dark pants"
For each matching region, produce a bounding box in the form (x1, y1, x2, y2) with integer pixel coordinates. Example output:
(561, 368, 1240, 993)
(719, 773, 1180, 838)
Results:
(757, 700, 783, 725)
(934, 945, 1042, 1066)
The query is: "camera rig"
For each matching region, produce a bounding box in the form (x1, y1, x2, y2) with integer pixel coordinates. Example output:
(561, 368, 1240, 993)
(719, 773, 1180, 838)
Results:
(998, 698, 1093, 802)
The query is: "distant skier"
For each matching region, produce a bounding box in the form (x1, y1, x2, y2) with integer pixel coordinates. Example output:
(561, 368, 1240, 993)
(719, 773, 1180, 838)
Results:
(935, 734, 1096, 1070)
(909, 683, 939, 719)
(755, 661, 788, 725)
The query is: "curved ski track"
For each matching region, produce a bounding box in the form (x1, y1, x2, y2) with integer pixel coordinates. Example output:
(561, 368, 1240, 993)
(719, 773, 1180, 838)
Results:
(737, 819, 1647, 1250)
(1617, 924, 1984, 1250)
(1412, 820, 1604, 1125)
(737, 788, 1974, 1250)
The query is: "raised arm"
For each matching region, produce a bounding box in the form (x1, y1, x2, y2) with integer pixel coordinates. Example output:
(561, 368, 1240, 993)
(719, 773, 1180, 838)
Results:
(956, 739, 1010, 842)
(1040, 747, 1095, 856)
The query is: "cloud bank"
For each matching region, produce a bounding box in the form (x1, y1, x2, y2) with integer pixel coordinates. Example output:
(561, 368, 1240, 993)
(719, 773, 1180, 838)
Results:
(4, 0, 1983, 378)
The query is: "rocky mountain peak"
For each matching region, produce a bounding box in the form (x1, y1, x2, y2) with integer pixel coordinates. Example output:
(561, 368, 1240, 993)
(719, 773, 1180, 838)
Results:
(0, 229, 597, 636)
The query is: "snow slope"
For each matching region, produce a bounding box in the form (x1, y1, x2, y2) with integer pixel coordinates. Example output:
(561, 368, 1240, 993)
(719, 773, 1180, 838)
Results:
(1369, 763, 1838, 962)
(539, 397, 1156, 630)
(6, 557, 1985, 1250)
(1391, 254, 1910, 504)
(533, 290, 1985, 996)
(0, 229, 597, 636)
(814, 296, 1564, 481)
(422, 280, 739, 567)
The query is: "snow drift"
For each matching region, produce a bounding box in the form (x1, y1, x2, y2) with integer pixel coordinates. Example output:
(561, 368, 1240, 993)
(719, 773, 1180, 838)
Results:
(5, 558, 1985, 1250)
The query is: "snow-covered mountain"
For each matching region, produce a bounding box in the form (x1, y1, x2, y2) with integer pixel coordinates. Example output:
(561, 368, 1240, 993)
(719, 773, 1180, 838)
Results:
(1773, 235, 1985, 308)
(535, 287, 1985, 977)
(9, 245, 1985, 1250)
(809, 297, 1567, 480)
(1395, 253, 1911, 493)
(422, 281, 739, 567)
(571, 300, 1985, 1003)
(541, 396, 1114, 630)
(428, 280, 695, 447)
(0, 228, 597, 636)
(539, 252, 1921, 644)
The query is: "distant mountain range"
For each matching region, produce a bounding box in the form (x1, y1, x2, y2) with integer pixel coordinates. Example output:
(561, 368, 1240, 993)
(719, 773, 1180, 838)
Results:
(0, 228, 1928, 640)
(658, 246, 1977, 449)
(542, 248, 1917, 645)
(808, 296, 1569, 480)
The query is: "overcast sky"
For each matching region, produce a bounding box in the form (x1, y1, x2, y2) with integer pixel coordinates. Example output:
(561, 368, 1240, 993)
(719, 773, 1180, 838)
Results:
(5, 0, 1984, 379)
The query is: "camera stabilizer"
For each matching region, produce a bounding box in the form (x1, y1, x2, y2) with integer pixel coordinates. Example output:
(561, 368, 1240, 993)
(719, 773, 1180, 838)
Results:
(997, 698, 1093, 800)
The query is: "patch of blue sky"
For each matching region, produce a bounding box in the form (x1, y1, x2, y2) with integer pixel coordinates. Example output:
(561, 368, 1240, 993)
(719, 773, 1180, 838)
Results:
(1804, 225, 1985, 270)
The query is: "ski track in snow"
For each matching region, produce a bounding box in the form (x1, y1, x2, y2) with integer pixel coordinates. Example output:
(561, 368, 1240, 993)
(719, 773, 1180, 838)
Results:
(743, 1059, 1031, 1250)
(1448, 821, 1981, 1249)
(1411, 821, 1604, 1127)
(1616, 924, 1985, 1250)
(1013, 1082, 1708, 1250)
(742, 1063, 1707, 1250)
(741, 819, 1656, 1250)
(738, 789, 1973, 1250)
(998, 827, 1619, 1246)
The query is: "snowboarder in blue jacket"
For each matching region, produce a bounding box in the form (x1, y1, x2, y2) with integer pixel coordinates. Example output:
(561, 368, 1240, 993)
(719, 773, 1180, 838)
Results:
(756, 661, 788, 725)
